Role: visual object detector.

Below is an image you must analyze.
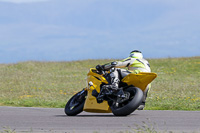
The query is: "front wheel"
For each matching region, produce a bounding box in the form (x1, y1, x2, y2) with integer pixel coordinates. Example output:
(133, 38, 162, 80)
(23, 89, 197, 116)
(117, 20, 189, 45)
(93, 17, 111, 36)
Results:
(65, 90, 86, 116)
(111, 87, 143, 116)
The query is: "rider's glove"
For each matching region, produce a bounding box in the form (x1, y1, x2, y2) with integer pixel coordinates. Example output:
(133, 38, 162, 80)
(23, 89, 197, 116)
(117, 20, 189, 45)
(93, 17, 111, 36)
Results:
(96, 65, 105, 71)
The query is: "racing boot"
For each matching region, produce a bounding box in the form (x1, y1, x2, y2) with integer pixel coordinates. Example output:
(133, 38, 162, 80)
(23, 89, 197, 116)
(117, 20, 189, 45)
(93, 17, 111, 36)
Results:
(111, 82, 126, 98)
(137, 102, 145, 110)
(110, 82, 119, 91)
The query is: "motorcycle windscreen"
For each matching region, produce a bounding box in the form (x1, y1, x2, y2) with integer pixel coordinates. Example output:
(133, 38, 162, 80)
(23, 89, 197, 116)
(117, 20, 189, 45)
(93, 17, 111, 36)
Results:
(121, 72, 157, 91)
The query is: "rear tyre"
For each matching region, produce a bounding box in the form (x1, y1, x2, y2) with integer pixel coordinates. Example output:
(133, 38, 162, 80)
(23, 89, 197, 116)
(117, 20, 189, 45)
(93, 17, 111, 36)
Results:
(65, 90, 86, 116)
(111, 87, 143, 116)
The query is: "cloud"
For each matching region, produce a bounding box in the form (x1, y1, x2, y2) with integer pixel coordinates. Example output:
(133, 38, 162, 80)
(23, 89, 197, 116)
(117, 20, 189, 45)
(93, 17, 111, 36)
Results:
(0, 0, 49, 4)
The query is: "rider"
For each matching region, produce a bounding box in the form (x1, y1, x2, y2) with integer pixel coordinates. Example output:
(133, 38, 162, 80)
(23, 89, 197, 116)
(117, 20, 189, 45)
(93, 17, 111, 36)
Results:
(97, 50, 151, 110)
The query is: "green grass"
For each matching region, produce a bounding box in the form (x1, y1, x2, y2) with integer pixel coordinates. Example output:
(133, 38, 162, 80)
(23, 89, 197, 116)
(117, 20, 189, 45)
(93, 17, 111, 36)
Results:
(0, 57, 199, 110)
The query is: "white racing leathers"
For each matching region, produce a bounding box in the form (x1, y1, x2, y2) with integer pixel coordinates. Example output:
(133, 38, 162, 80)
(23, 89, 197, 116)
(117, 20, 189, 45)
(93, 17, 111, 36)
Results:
(104, 57, 151, 103)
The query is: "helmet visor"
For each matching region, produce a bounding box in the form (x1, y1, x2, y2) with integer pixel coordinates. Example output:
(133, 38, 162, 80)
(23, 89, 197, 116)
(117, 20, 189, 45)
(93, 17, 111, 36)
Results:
(129, 52, 143, 59)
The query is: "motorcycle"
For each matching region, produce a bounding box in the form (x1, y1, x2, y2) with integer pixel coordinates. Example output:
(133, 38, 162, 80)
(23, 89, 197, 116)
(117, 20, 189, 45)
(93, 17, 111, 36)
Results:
(65, 66, 157, 116)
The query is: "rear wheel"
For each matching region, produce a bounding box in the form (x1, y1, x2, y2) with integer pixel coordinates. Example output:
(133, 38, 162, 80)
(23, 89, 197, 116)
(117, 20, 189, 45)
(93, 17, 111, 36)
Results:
(111, 87, 143, 116)
(64, 90, 86, 116)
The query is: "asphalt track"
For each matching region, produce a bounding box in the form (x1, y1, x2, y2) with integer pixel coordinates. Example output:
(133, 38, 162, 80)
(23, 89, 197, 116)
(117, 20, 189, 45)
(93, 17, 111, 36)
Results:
(0, 106, 200, 133)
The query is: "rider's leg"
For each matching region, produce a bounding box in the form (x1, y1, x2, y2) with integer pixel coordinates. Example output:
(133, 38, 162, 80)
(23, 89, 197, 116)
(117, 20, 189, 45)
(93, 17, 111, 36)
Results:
(120, 69, 132, 78)
(109, 68, 120, 89)
(110, 68, 131, 89)
(138, 84, 151, 110)
(143, 84, 151, 103)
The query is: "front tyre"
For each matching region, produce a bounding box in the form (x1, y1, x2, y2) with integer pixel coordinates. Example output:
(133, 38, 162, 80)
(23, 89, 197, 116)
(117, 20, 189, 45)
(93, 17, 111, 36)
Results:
(111, 87, 143, 116)
(65, 90, 86, 116)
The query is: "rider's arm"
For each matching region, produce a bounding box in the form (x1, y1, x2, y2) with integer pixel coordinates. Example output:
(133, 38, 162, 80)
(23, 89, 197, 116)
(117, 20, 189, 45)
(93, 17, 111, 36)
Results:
(103, 57, 135, 70)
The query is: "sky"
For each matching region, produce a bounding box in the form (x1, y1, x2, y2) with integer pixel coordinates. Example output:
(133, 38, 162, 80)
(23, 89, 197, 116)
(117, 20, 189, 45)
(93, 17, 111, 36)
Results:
(0, 0, 199, 63)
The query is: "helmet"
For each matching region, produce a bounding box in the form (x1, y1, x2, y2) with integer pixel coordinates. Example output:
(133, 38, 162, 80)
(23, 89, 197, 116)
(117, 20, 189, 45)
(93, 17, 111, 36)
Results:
(129, 50, 143, 59)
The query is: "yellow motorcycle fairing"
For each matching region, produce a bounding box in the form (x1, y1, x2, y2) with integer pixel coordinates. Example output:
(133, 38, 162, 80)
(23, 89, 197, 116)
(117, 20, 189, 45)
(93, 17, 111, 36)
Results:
(83, 69, 112, 113)
(83, 68, 157, 113)
(121, 72, 157, 91)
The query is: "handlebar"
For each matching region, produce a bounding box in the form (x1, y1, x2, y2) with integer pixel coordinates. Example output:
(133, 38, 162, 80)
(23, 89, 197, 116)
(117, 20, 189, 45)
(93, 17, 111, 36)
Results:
(96, 65, 106, 75)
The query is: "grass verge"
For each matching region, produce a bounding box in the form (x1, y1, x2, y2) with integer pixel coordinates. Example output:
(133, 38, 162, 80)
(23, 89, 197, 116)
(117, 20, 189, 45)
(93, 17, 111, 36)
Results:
(0, 57, 199, 110)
